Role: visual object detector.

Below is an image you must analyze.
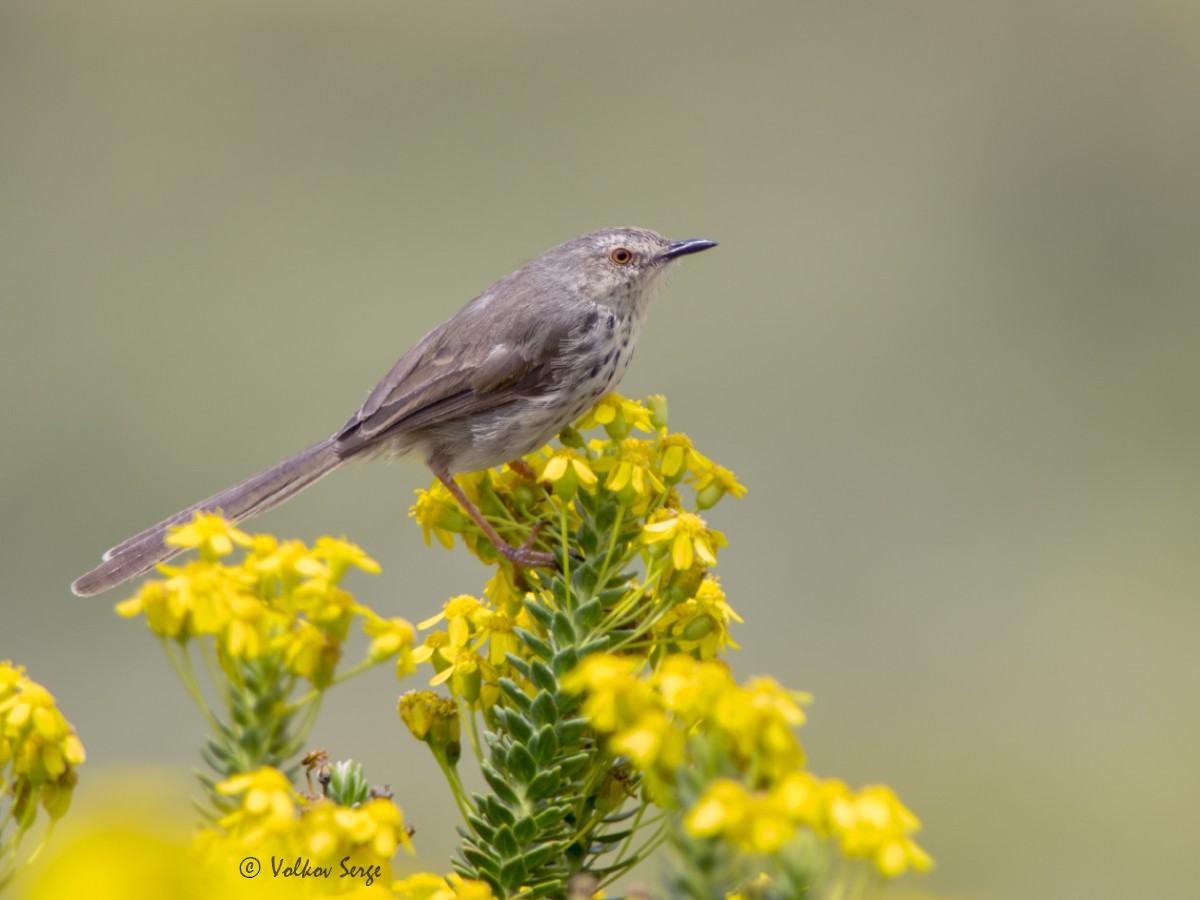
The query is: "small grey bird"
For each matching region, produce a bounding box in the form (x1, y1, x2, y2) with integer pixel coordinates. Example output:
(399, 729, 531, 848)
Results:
(72, 227, 716, 596)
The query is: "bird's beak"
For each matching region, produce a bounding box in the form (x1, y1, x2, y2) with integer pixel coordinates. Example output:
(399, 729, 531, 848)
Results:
(658, 238, 718, 261)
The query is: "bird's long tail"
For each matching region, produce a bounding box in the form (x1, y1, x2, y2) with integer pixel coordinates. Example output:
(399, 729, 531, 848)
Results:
(71, 438, 343, 597)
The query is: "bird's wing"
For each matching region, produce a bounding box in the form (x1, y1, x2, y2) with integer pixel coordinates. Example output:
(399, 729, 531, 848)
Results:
(334, 291, 595, 455)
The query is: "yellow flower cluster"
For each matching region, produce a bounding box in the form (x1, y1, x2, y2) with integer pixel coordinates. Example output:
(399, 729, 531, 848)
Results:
(198, 767, 412, 894)
(0, 662, 86, 885)
(688, 776, 931, 877)
(409, 394, 746, 563)
(116, 513, 415, 684)
(564, 655, 806, 794)
(412, 585, 529, 710)
(564, 654, 930, 880)
(0, 662, 85, 815)
(392, 872, 496, 899)
(407, 396, 745, 718)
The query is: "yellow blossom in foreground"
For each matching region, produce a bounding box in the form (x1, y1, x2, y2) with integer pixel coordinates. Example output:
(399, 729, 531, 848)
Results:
(0, 661, 85, 858)
(393, 872, 495, 900)
(216, 767, 298, 845)
(165, 511, 252, 557)
(303, 795, 413, 860)
(313, 536, 382, 580)
(562, 655, 654, 734)
(825, 782, 932, 877)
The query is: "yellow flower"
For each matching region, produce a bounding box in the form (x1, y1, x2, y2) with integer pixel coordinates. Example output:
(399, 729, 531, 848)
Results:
(418, 596, 485, 650)
(115, 580, 187, 638)
(410, 484, 470, 549)
(0, 664, 85, 815)
(303, 795, 412, 860)
(685, 778, 748, 838)
(473, 611, 520, 667)
(393, 873, 496, 900)
(412, 631, 453, 673)
(158, 560, 243, 636)
(611, 710, 684, 773)
(216, 766, 298, 845)
(398, 691, 459, 745)
(655, 656, 733, 726)
(361, 612, 417, 677)
(714, 678, 809, 777)
(277, 620, 339, 685)
(429, 651, 495, 708)
(575, 394, 654, 439)
(691, 461, 747, 509)
(590, 438, 665, 510)
(165, 512, 251, 558)
(222, 594, 272, 660)
(642, 511, 727, 571)
(685, 780, 795, 854)
(655, 432, 702, 482)
(541, 448, 598, 499)
(483, 569, 525, 617)
(653, 577, 743, 658)
(772, 770, 823, 827)
(562, 655, 655, 734)
(826, 783, 932, 877)
(313, 536, 382, 581)
(298, 583, 357, 639)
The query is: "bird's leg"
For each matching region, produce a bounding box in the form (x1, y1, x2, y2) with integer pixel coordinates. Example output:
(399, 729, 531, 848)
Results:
(506, 458, 538, 481)
(433, 468, 559, 569)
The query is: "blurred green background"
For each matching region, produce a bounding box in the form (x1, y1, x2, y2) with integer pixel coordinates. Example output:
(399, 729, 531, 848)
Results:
(4, 2, 1199, 897)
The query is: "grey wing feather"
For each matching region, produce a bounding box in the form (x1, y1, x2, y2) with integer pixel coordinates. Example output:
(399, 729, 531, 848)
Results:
(335, 290, 591, 455)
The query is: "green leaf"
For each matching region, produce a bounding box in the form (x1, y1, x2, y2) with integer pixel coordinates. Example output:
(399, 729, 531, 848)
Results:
(555, 751, 592, 775)
(531, 691, 558, 728)
(524, 599, 554, 631)
(575, 597, 603, 630)
(512, 814, 537, 844)
(500, 709, 534, 744)
(576, 636, 611, 657)
(556, 717, 590, 744)
(532, 803, 571, 830)
(529, 724, 560, 765)
(506, 742, 538, 785)
(502, 654, 532, 680)
(498, 856, 529, 890)
(521, 839, 565, 871)
(514, 628, 553, 661)
(465, 813, 497, 844)
(551, 611, 577, 644)
(526, 766, 564, 801)
(481, 763, 521, 805)
(499, 678, 533, 713)
(494, 824, 519, 857)
(551, 646, 580, 677)
(482, 794, 517, 827)
(530, 659, 557, 694)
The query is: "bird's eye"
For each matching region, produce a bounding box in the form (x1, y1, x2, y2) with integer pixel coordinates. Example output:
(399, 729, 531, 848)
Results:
(610, 247, 635, 265)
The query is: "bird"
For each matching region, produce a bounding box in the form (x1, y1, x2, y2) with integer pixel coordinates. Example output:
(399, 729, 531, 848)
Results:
(71, 226, 717, 596)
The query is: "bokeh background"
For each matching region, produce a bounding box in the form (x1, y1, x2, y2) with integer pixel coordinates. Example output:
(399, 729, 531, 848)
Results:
(4, 2, 1199, 898)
